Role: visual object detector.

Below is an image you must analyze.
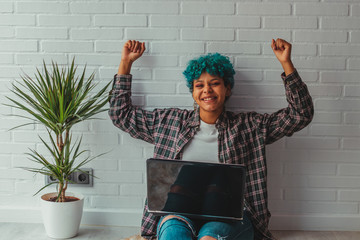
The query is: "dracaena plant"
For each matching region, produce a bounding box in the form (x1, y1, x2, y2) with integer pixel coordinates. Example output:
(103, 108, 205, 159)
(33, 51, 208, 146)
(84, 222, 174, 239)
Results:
(6, 59, 110, 202)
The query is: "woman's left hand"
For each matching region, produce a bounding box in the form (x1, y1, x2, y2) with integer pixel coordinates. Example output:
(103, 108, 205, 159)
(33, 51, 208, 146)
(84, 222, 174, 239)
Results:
(271, 38, 295, 76)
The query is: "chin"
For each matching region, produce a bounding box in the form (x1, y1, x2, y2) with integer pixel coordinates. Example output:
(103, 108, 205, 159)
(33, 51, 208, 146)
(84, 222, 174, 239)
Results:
(201, 107, 221, 112)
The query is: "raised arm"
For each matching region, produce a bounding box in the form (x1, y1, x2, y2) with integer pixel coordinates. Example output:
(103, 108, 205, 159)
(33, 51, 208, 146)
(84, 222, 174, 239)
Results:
(118, 40, 146, 75)
(255, 39, 314, 144)
(110, 40, 178, 144)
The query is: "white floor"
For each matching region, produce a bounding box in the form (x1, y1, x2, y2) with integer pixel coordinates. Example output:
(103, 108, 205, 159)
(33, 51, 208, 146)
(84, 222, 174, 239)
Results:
(0, 223, 140, 240)
(2, 222, 360, 240)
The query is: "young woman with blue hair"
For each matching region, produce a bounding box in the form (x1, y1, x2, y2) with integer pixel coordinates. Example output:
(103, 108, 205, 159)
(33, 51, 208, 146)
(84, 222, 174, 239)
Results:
(109, 39, 314, 240)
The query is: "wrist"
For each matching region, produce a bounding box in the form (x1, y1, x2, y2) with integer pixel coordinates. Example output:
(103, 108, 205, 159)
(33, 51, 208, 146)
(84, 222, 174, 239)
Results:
(118, 60, 133, 75)
(120, 57, 134, 63)
(280, 59, 292, 66)
(281, 61, 295, 76)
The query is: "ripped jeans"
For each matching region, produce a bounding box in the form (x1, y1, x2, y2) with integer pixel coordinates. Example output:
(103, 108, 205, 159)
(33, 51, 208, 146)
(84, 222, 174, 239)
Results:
(157, 213, 254, 240)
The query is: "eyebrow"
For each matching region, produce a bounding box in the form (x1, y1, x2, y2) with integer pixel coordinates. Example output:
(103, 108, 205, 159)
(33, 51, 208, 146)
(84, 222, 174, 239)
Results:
(194, 78, 221, 83)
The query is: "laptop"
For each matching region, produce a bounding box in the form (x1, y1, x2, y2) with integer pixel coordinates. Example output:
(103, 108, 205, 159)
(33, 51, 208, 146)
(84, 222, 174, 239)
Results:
(146, 158, 246, 221)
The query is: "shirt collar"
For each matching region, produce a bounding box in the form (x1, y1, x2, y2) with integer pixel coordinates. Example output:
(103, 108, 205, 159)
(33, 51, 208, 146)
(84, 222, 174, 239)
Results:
(186, 108, 229, 130)
(215, 110, 229, 130)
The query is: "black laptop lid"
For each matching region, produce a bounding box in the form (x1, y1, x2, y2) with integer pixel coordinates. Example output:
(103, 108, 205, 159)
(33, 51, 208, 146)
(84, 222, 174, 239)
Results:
(146, 158, 246, 221)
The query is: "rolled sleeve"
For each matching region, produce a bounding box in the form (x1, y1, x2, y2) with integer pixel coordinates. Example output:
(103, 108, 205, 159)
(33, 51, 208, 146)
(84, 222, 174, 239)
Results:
(113, 74, 132, 91)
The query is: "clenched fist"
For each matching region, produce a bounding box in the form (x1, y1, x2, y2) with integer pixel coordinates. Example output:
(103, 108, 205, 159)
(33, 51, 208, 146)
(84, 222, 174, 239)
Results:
(121, 40, 146, 63)
(271, 38, 295, 76)
(118, 40, 146, 75)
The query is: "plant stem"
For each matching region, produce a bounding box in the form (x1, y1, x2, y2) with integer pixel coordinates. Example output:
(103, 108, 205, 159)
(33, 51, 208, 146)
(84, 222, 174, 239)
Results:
(58, 134, 64, 153)
(64, 130, 69, 148)
(61, 181, 68, 202)
(56, 130, 69, 202)
(58, 182, 67, 202)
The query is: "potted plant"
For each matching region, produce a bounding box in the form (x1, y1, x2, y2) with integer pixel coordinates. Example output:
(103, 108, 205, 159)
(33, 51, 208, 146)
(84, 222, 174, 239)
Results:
(6, 59, 110, 238)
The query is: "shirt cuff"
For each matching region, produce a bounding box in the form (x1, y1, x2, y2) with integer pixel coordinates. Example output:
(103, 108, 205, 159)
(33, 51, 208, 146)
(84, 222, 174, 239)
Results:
(281, 69, 302, 86)
(113, 74, 132, 90)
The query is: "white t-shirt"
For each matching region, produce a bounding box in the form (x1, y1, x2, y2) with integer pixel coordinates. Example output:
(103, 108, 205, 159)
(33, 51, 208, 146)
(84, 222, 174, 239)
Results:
(182, 120, 219, 163)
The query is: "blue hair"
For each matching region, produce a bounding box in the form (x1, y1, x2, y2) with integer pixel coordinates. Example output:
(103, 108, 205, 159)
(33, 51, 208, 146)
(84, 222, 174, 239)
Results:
(183, 53, 235, 92)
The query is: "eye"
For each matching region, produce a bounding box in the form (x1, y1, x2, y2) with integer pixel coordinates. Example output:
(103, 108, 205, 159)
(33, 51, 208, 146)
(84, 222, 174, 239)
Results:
(211, 82, 220, 86)
(195, 84, 203, 88)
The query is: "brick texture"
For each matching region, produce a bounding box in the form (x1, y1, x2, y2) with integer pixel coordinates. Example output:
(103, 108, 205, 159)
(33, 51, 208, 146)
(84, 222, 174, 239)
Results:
(1, 0, 359, 231)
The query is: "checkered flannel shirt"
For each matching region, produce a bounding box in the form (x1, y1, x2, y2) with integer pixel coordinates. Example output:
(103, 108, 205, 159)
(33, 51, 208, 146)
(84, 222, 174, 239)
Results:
(109, 70, 314, 240)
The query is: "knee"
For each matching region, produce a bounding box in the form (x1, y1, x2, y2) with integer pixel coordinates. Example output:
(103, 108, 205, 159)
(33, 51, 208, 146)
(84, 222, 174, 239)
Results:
(199, 236, 217, 240)
(159, 215, 188, 228)
(157, 215, 194, 240)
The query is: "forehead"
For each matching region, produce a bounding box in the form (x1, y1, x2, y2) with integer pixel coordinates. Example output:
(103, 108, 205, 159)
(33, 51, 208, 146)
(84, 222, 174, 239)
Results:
(194, 72, 223, 82)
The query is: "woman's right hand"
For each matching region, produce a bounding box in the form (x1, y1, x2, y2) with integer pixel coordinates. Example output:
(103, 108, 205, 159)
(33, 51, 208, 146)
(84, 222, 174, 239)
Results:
(118, 40, 146, 75)
(121, 40, 146, 63)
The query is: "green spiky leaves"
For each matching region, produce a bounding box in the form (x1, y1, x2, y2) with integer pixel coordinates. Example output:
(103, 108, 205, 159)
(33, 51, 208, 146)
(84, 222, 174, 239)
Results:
(6, 58, 111, 201)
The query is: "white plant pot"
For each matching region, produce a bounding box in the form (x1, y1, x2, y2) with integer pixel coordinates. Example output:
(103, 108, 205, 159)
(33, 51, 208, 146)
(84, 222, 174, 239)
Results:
(40, 192, 84, 239)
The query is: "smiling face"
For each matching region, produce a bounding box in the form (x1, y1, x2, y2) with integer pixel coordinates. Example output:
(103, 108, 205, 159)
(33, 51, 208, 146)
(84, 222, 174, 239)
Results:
(192, 72, 231, 124)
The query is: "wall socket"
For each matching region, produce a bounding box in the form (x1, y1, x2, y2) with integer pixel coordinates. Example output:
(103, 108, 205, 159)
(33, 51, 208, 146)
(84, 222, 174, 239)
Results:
(45, 168, 93, 187)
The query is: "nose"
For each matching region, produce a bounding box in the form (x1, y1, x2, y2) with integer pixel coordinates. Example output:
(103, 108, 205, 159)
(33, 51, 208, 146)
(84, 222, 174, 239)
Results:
(203, 84, 213, 93)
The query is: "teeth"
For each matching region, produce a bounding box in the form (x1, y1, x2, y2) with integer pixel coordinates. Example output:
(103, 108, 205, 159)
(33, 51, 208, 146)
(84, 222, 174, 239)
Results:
(203, 97, 214, 101)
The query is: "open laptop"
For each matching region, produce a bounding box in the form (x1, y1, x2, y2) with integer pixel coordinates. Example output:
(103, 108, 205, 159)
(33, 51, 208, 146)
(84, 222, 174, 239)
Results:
(146, 158, 246, 221)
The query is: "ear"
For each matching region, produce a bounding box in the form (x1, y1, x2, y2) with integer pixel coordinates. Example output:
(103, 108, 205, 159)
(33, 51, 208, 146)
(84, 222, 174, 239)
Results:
(225, 86, 231, 97)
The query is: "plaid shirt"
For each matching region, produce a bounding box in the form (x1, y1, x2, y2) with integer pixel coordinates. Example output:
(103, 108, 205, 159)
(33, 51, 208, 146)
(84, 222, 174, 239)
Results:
(109, 70, 314, 240)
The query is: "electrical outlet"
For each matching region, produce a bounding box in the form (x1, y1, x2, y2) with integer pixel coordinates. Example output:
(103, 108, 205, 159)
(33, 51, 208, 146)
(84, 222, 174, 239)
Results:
(45, 168, 93, 187)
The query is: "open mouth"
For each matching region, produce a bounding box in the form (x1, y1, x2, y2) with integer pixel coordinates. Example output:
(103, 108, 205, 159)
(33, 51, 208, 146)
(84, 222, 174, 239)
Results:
(202, 96, 217, 102)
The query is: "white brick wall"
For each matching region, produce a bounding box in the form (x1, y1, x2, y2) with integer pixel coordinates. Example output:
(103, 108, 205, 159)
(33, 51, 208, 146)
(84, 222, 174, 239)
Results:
(17, 2, 69, 13)
(1, 0, 360, 231)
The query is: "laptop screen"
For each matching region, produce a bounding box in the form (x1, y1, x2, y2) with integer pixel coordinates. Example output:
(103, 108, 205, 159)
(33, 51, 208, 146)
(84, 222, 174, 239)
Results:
(146, 158, 246, 221)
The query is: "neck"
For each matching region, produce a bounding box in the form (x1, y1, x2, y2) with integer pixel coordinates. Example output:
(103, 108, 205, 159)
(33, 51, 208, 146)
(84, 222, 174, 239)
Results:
(199, 109, 223, 124)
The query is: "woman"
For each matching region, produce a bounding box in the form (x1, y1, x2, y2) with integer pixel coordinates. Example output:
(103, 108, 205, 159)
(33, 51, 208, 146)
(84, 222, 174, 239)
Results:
(109, 39, 314, 240)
